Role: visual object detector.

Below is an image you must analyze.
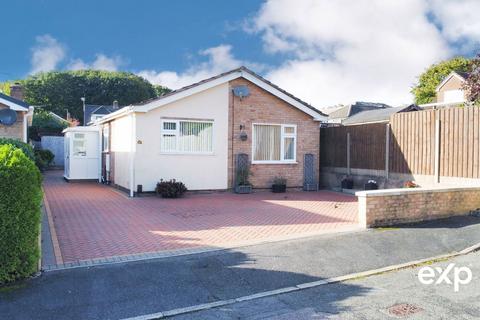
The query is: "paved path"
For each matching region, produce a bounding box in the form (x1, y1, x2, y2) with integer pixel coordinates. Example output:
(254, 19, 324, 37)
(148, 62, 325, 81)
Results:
(1, 216, 479, 320)
(174, 251, 480, 319)
(43, 170, 358, 266)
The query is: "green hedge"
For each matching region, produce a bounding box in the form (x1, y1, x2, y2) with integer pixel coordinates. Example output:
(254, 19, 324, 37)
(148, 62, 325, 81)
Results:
(0, 138, 34, 161)
(0, 145, 42, 284)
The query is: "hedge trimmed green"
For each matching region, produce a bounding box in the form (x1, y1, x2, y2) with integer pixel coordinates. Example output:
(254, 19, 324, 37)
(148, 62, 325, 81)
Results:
(0, 145, 42, 284)
(0, 138, 34, 161)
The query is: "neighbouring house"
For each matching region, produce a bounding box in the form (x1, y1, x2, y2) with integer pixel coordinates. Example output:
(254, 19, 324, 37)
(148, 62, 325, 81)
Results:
(84, 101, 120, 125)
(83, 67, 326, 195)
(326, 101, 391, 125)
(0, 84, 34, 142)
(342, 104, 421, 126)
(435, 71, 470, 104)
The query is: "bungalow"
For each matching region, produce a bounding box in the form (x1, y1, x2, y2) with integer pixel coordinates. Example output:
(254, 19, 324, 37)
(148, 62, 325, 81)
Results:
(326, 101, 390, 126)
(91, 67, 326, 195)
(0, 84, 34, 142)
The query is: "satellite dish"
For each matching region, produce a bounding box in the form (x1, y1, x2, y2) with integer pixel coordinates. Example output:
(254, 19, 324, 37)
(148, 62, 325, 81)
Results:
(0, 109, 17, 126)
(233, 85, 250, 99)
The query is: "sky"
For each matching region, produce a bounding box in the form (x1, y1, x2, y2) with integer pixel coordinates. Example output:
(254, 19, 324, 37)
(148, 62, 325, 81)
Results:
(1, 0, 479, 109)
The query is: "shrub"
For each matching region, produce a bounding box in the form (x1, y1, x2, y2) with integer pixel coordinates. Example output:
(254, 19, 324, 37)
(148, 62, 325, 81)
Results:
(272, 176, 287, 185)
(0, 138, 34, 161)
(0, 145, 42, 284)
(155, 179, 187, 198)
(34, 149, 55, 170)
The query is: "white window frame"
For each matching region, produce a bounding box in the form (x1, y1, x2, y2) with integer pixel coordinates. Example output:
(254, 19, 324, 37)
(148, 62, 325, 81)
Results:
(91, 114, 105, 121)
(252, 123, 297, 164)
(160, 118, 215, 155)
(102, 125, 110, 152)
(72, 133, 87, 158)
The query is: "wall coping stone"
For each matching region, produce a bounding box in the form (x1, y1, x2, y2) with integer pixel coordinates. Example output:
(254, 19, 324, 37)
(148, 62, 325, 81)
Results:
(356, 185, 480, 198)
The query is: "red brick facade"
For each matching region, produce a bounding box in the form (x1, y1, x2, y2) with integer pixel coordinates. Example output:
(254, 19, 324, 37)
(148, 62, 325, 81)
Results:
(227, 78, 320, 189)
(0, 104, 24, 141)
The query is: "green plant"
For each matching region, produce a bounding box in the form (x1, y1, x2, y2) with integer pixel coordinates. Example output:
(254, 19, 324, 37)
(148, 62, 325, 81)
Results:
(0, 144, 42, 284)
(2, 70, 170, 123)
(0, 138, 34, 161)
(236, 166, 252, 186)
(29, 110, 68, 141)
(272, 176, 287, 185)
(411, 56, 472, 104)
(34, 149, 55, 170)
(155, 179, 188, 198)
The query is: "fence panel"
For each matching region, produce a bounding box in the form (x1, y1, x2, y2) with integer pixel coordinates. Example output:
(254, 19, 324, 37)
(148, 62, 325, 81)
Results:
(321, 107, 480, 179)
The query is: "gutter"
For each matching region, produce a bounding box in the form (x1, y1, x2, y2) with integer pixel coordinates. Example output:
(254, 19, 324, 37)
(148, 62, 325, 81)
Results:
(129, 113, 136, 197)
(23, 106, 34, 143)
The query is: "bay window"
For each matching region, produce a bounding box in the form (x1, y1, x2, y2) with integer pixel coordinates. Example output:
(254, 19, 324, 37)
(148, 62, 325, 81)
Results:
(161, 119, 214, 154)
(253, 124, 297, 163)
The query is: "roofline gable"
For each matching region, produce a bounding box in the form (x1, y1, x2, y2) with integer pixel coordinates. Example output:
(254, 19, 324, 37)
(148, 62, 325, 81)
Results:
(119, 67, 326, 121)
(436, 71, 467, 92)
(0, 96, 29, 111)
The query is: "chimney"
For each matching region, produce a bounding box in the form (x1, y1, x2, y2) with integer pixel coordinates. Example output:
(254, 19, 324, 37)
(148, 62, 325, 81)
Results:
(10, 83, 24, 101)
(113, 100, 119, 109)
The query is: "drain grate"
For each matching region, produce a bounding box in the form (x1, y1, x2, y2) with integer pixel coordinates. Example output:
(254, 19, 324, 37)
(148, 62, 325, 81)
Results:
(387, 303, 423, 317)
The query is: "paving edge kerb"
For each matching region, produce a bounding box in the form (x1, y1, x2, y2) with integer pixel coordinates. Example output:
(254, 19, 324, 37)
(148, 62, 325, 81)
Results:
(120, 242, 480, 320)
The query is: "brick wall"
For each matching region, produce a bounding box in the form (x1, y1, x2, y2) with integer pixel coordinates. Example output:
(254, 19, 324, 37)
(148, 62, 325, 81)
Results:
(0, 104, 24, 141)
(227, 78, 320, 189)
(357, 187, 480, 227)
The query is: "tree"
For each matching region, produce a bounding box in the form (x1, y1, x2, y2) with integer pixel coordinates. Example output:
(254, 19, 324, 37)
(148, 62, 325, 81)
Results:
(11, 70, 168, 122)
(464, 53, 480, 104)
(154, 84, 172, 97)
(411, 56, 472, 104)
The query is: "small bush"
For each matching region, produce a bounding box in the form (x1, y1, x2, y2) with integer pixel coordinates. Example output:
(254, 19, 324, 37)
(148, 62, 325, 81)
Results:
(0, 138, 34, 161)
(272, 176, 287, 185)
(155, 179, 187, 198)
(34, 149, 55, 170)
(0, 145, 42, 284)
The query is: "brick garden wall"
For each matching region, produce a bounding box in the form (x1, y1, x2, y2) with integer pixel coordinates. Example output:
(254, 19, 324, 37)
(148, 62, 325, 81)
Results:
(357, 187, 480, 227)
(227, 78, 320, 189)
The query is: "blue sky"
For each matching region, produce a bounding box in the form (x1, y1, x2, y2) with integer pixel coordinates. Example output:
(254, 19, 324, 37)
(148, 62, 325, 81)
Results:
(1, 0, 478, 108)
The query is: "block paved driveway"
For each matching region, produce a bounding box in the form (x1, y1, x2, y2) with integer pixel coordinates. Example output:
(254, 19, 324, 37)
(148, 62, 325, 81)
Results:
(43, 171, 359, 265)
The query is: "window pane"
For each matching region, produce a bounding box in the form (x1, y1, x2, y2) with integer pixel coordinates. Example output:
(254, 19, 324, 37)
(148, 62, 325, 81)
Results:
(162, 134, 177, 152)
(254, 125, 281, 161)
(284, 137, 295, 160)
(163, 122, 176, 130)
(178, 121, 213, 153)
(284, 126, 295, 134)
(103, 127, 109, 151)
(73, 140, 86, 157)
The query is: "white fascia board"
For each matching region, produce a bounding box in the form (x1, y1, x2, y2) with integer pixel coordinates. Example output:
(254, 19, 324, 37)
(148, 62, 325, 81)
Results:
(0, 97, 29, 111)
(96, 106, 136, 124)
(136, 72, 242, 113)
(240, 71, 327, 121)
(132, 69, 326, 121)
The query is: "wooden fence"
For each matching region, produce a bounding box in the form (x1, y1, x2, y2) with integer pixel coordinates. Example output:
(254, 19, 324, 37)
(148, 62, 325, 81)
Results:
(320, 106, 480, 179)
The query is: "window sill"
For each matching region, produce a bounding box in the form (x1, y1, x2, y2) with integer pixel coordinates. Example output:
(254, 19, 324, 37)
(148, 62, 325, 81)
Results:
(252, 161, 298, 165)
(159, 152, 215, 156)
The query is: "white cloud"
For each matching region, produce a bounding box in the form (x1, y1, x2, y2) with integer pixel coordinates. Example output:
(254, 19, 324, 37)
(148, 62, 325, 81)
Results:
(30, 34, 66, 74)
(428, 0, 480, 51)
(249, 0, 452, 108)
(138, 44, 262, 89)
(68, 54, 124, 71)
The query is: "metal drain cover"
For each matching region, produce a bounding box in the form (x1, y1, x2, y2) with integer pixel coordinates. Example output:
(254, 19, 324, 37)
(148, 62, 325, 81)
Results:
(387, 303, 423, 317)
